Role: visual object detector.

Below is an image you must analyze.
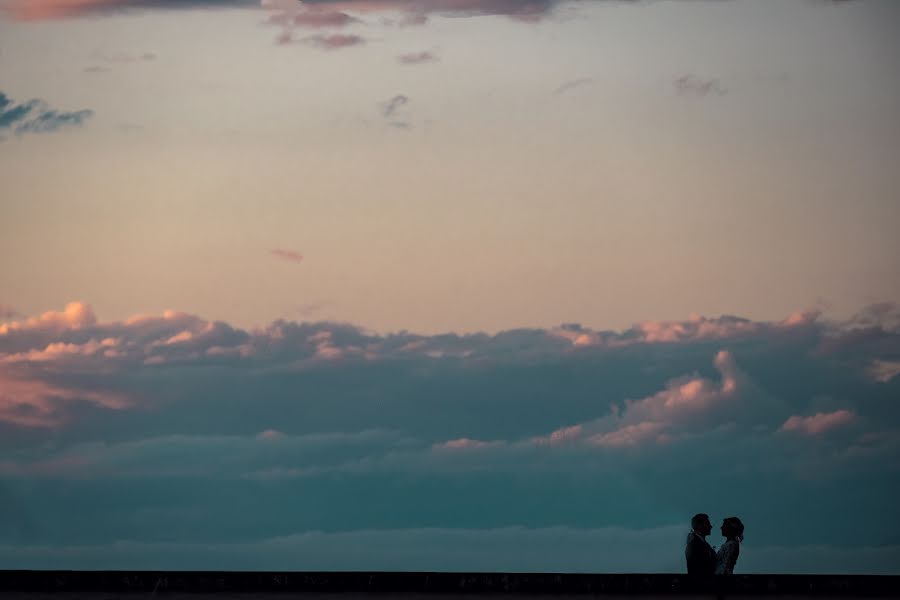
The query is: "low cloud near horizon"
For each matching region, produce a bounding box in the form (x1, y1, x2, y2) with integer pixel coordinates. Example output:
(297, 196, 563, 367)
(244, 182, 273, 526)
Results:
(1, 301, 898, 572)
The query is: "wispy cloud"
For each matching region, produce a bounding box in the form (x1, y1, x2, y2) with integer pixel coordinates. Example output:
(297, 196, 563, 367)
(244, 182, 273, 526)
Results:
(869, 360, 900, 383)
(83, 50, 156, 72)
(553, 77, 593, 95)
(269, 248, 303, 264)
(674, 74, 727, 97)
(265, 2, 357, 44)
(303, 33, 365, 49)
(0, 305, 20, 321)
(292, 302, 331, 319)
(435, 437, 503, 450)
(397, 51, 438, 65)
(781, 410, 857, 436)
(382, 95, 407, 117)
(269, 6, 355, 28)
(0, 92, 93, 139)
(379, 94, 412, 129)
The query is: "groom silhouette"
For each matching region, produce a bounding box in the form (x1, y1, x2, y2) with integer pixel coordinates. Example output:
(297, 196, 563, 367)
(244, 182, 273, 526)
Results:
(685, 513, 716, 576)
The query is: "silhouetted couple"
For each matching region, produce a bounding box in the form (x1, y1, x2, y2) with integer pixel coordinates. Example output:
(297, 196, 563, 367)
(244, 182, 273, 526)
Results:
(685, 513, 744, 576)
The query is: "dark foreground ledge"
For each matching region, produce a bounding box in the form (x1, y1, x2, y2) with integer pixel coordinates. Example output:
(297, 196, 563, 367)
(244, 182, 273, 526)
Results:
(2, 572, 899, 597)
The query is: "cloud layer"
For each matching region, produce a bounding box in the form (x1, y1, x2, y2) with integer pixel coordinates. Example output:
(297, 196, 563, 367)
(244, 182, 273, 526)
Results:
(1, 301, 899, 571)
(2, 0, 574, 23)
(1, 0, 254, 21)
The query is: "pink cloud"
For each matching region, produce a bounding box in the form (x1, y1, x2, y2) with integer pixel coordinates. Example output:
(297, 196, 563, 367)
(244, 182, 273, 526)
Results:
(714, 349, 738, 394)
(550, 309, 829, 350)
(3, 0, 121, 20)
(0, 303, 255, 376)
(0, 337, 119, 363)
(264, 0, 555, 27)
(0, 302, 796, 384)
(588, 421, 666, 448)
(315, 344, 344, 359)
(548, 326, 604, 347)
(292, 8, 355, 28)
(435, 438, 500, 450)
(0, 372, 128, 428)
(267, 4, 356, 44)
(664, 379, 708, 409)
(634, 315, 761, 344)
(396, 12, 428, 25)
(868, 360, 900, 383)
(257, 429, 285, 441)
(395, 0, 550, 19)
(270, 248, 303, 264)
(781, 308, 822, 327)
(0, 301, 891, 443)
(398, 51, 438, 65)
(0, 301, 96, 335)
(651, 351, 737, 414)
(124, 308, 189, 325)
(304, 330, 346, 359)
(781, 410, 856, 436)
(526, 351, 742, 451)
(162, 330, 194, 345)
(5, 0, 352, 22)
(305, 33, 365, 49)
(549, 316, 761, 348)
(534, 424, 582, 446)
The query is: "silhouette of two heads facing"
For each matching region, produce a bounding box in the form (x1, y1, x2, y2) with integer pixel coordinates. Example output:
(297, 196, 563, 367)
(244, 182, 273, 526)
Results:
(686, 513, 745, 576)
(692, 513, 744, 541)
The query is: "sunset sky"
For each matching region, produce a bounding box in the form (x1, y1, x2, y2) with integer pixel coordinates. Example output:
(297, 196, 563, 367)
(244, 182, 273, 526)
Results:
(1, 0, 899, 573)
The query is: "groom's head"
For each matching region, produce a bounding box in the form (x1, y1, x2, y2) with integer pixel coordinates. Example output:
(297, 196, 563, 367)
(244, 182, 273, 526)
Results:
(691, 513, 712, 537)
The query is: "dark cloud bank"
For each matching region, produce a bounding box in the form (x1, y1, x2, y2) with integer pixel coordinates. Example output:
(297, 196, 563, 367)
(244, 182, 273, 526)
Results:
(1, 301, 899, 572)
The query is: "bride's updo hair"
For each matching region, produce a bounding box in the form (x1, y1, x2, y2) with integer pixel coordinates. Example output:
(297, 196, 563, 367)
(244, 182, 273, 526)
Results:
(723, 517, 745, 542)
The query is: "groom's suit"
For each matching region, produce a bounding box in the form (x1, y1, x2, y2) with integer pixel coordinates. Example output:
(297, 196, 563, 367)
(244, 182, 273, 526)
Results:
(685, 531, 716, 576)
